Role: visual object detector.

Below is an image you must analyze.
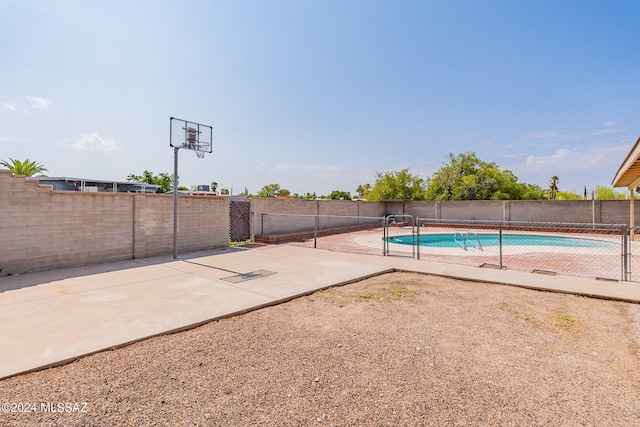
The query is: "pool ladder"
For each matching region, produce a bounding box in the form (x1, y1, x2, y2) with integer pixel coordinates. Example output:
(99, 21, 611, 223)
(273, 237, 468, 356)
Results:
(453, 230, 483, 251)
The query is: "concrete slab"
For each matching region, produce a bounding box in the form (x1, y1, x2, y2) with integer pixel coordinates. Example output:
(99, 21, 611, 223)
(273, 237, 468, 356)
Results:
(1, 245, 639, 380)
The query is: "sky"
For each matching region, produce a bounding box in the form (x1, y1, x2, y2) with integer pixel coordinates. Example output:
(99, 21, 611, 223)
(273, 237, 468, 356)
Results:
(1, 0, 639, 196)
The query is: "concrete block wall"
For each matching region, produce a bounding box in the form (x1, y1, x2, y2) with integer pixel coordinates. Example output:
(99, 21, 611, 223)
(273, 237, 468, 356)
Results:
(507, 200, 590, 222)
(401, 201, 437, 219)
(317, 200, 385, 229)
(251, 198, 386, 235)
(440, 201, 505, 221)
(177, 195, 230, 253)
(254, 197, 640, 236)
(599, 200, 634, 224)
(1, 171, 229, 275)
(401, 200, 637, 224)
(4, 164, 638, 275)
(357, 201, 387, 217)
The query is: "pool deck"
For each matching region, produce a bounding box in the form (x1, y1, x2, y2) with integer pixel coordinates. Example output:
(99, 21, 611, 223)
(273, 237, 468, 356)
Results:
(1, 244, 639, 381)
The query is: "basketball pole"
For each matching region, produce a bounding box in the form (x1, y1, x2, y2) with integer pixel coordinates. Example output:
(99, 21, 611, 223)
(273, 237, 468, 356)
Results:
(173, 146, 179, 259)
(170, 116, 212, 260)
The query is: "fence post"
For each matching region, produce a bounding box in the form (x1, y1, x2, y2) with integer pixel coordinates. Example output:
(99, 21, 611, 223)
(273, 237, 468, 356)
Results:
(622, 226, 629, 281)
(411, 215, 416, 259)
(499, 224, 503, 269)
(383, 218, 387, 256)
(416, 218, 421, 260)
(250, 207, 255, 243)
(314, 215, 318, 249)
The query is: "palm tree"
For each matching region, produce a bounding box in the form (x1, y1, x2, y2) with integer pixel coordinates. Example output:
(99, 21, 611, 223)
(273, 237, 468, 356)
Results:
(0, 158, 48, 176)
(210, 181, 218, 194)
(549, 176, 559, 200)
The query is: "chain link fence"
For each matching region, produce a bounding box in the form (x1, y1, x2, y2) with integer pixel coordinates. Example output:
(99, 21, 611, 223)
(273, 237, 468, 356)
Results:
(258, 213, 387, 256)
(628, 226, 640, 282)
(256, 213, 639, 281)
(416, 218, 626, 281)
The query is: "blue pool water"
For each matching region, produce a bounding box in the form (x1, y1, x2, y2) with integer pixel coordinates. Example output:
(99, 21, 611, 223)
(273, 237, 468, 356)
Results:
(387, 233, 619, 248)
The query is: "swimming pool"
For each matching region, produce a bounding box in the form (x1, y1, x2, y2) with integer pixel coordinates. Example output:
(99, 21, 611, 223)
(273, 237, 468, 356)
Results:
(386, 233, 619, 248)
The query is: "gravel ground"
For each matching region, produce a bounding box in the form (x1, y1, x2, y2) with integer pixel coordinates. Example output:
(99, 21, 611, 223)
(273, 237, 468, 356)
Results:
(1, 272, 639, 426)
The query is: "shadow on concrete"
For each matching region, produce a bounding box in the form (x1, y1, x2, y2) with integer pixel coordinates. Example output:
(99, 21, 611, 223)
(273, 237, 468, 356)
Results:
(0, 246, 250, 293)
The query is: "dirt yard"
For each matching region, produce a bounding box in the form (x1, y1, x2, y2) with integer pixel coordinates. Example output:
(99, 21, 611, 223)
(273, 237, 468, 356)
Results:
(1, 272, 639, 426)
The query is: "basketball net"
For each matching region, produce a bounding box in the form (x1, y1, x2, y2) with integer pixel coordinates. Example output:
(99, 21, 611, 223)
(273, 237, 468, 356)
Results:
(194, 149, 205, 159)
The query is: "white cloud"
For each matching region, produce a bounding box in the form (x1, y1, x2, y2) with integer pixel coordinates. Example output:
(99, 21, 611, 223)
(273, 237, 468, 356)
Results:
(496, 152, 518, 159)
(0, 136, 31, 144)
(588, 127, 624, 136)
(522, 144, 629, 172)
(25, 96, 52, 109)
(1, 102, 16, 111)
(70, 132, 121, 151)
(272, 163, 341, 173)
(526, 130, 564, 140)
(523, 149, 572, 170)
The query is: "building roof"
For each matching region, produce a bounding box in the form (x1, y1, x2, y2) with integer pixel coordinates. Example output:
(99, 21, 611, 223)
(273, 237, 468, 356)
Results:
(27, 176, 160, 193)
(612, 136, 640, 188)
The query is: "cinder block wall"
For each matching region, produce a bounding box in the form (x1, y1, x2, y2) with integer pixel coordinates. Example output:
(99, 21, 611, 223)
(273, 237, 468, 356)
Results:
(4, 167, 638, 275)
(251, 198, 386, 234)
(253, 197, 640, 234)
(0, 171, 229, 275)
(401, 200, 636, 224)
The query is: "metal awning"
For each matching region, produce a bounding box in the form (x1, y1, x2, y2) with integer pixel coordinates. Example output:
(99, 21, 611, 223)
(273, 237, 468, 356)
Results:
(611, 136, 640, 238)
(612, 136, 640, 189)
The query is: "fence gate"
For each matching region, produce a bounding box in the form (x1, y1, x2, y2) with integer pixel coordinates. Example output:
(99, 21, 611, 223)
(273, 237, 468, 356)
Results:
(383, 214, 416, 258)
(229, 198, 252, 242)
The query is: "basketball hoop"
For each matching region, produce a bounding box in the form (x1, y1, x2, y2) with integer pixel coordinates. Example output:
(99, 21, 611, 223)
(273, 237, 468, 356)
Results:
(170, 117, 213, 158)
(169, 116, 214, 259)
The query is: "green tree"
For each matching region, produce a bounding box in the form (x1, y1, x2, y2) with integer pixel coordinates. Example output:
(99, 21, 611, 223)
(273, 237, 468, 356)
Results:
(426, 152, 545, 200)
(556, 191, 582, 200)
(328, 190, 352, 200)
(293, 192, 317, 199)
(127, 170, 173, 193)
(0, 158, 48, 177)
(210, 181, 218, 194)
(355, 184, 371, 199)
(549, 176, 559, 200)
(592, 185, 627, 200)
(363, 168, 428, 201)
(220, 188, 230, 195)
(256, 183, 290, 197)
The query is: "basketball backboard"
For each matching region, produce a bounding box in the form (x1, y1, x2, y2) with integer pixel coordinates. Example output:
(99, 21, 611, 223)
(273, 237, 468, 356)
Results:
(170, 117, 213, 158)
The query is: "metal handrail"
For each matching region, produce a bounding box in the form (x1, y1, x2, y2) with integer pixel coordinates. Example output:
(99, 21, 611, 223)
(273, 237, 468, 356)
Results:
(467, 231, 483, 251)
(453, 230, 482, 251)
(453, 231, 468, 250)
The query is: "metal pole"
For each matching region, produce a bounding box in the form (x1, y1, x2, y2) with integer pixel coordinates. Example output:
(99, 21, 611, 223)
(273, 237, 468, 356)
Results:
(622, 226, 628, 281)
(173, 147, 179, 259)
(499, 224, 503, 269)
(630, 189, 635, 241)
(416, 218, 421, 260)
(411, 215, 416, 259)
(250, 202, 254, 243)
(382, 218, 387, 256)
(314, 216, 318, 248)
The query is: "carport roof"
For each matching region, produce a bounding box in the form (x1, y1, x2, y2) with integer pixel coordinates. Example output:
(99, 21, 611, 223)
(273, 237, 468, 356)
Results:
(612, 136, 640, 189)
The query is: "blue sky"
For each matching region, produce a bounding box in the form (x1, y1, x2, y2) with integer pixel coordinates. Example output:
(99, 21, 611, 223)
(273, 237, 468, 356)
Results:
(1, 0, 639, 196)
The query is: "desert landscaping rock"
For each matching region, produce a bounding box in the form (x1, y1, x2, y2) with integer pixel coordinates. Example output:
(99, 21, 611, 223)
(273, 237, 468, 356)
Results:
(1, 272, 639, 426)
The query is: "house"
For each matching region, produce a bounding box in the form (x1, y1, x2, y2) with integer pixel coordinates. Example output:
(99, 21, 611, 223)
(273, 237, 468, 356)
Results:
(26, 176, 160, 193)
